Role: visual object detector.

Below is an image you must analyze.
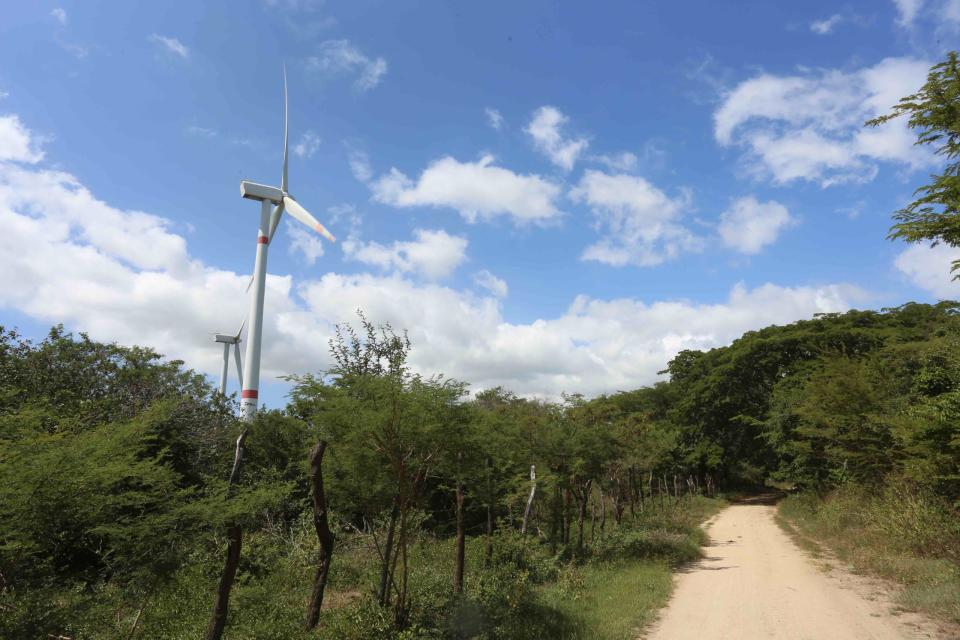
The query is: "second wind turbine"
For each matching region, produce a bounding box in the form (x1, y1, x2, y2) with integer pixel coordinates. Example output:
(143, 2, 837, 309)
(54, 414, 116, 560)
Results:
(237, 68, 336, 422)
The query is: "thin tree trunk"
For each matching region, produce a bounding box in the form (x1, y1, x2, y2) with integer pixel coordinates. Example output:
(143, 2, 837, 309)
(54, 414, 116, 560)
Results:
(589, 488, 596, 544)
(453, 479, 466, 594)
(305, 440, 335, 630)
(549, 482, 560, 554)
(648, 471, 654, 510)
(599, 484, 606, 535)
(521, 465, 537, 536)
(612, 478, 624, 524)
(205, 430, 248, 640)
(395, 508, 410, 626)
(638, 472, 645, 513)
(575, 480, 591, 552)
(378, 497, 400, 607)
(563, 485, 572, 545)
(627, 468, 637, 520)
(126, 582, 155, 640)
(485, 457, 494, 565)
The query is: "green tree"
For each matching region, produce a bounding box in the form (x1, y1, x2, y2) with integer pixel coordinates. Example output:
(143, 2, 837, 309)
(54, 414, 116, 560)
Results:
(867, 52, 960, 274)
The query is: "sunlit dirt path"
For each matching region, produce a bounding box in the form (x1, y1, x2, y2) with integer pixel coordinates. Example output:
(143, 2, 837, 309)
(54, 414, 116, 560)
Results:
(644, 498, 950, 640)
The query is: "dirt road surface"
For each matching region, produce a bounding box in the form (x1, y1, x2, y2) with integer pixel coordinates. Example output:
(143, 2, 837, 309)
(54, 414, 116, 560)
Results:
(645, 498, 951, 640)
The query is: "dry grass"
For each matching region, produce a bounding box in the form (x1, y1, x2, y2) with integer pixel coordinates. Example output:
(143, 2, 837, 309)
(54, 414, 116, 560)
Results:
(779, 486, 960, 625)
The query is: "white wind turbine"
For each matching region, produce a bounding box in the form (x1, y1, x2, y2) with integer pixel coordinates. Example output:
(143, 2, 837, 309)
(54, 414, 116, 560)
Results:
(236, 68, 335, 422)
(213, 322, 244, 396)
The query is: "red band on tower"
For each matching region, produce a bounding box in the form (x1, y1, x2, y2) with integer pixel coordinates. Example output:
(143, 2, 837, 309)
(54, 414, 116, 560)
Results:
(241, 389, 258, 399)
(257, 235, 269, 244)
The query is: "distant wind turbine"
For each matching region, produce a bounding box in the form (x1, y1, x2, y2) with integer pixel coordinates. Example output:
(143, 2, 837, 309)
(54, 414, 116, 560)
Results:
(237, 67, 335, 422)
(213, 322, 244, 396)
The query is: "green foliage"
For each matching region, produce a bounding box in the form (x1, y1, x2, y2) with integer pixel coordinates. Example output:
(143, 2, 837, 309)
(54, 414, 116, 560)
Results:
(866, 52, 960, 274)
(5, 299, 960, 637)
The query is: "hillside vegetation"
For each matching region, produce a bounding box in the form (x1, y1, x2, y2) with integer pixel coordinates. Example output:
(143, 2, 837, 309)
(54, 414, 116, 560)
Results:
(2, 302, 960, 637)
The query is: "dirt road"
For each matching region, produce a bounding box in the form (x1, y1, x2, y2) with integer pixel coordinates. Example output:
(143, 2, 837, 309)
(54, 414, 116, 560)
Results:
(645, 498, 949, 640)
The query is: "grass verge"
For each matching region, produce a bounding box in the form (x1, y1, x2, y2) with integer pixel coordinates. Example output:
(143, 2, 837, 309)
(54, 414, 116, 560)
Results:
(530, 558, 674, 640)
(778, 486, 960, 625)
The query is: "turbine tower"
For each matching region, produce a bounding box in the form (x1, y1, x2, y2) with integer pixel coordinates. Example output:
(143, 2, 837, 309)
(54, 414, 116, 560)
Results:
(238, 68, 335, 422)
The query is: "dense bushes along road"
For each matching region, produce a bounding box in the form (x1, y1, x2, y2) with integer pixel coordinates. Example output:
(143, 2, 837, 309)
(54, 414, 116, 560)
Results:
(2, 301, 960, 637)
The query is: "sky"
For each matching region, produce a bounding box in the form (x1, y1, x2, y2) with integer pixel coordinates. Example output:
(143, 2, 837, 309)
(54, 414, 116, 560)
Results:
(1, 0, 959, 408)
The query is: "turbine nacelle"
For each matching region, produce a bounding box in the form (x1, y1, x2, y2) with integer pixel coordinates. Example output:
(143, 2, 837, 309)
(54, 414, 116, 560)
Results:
(240, 180, 284, 204)
(214, 333, 241, 344)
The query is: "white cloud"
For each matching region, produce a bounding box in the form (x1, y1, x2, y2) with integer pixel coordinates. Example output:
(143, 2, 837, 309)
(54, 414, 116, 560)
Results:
(714, 57, 932, 186)
(474, 270, 508, 298)
(944, 0, 960, 22)
(571, 170, 701, 267)
(895, 243, 960, 298)
(718, 196, 796, 254)
(149, 34, 189, 59)
(590, 152, 638, 172)
(485, 108, 504, 130)
(0, 115, 45, 164)
(0, 112, 871, 399)
(810, 14, 842, 34)
(347, 147, 372, 182)
(51, 8, 67, 25)
(186, 125, 216, 138)
(298, 276, 866, 397)
(293, 131, 321, 158)
(371, 154, 562, 225)
(893, 0, 924, 26)
(287, 223, 325, 265)
(309, 40, 387, 91)
(343, 228, 467, 280)
(58, 42, 88, 59)
(526, 106, 589, 171)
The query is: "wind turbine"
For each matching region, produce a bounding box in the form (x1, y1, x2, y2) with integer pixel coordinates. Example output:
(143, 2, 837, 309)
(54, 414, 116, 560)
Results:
(213, 324, 244, 396)
(237, 68, 336, 422)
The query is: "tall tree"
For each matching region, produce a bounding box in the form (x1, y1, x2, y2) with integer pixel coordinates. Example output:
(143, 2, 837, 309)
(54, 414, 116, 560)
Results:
(867, 52, 960, 274)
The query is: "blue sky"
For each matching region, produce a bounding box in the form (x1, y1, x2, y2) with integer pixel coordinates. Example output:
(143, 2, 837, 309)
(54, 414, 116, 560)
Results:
(1, 0, 958, 406)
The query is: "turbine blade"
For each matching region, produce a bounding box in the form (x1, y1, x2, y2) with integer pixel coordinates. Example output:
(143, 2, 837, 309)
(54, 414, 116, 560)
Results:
(283, 195, 336, 243)
(281, 64, 289, 194)
(267, 202, 285, 243)
(235, 316, 246, 340)
(245, 274, 254, 294)
(234, 342, 243, 389)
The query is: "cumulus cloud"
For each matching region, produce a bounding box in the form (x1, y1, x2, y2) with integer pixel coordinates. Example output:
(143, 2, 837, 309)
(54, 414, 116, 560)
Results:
(149, 34, 189, 58)
(297, 275, 865, 397)
(293, 131, 321, 158)
(895, 243, 960, 299)
(0, 115, 45, 163)
(718, 196, 796, 255)
(810, 14, 843, 34)
(51, 8, 67, 25)
(474, 270, 508, 298)
(714, 57, 932, 186)
(893, 0, 925, 26)
(590, 152, 639, 172)
(343, 228, 468, 280)
(287, 223, 325, 265)
(572, 170, 701, 267)
(526, 106, 589, 171)
(485, 108, 504, 130)
(371, 155, 562, 224)
(309, 40, 387, 91)
(0, 113, 871, 398)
